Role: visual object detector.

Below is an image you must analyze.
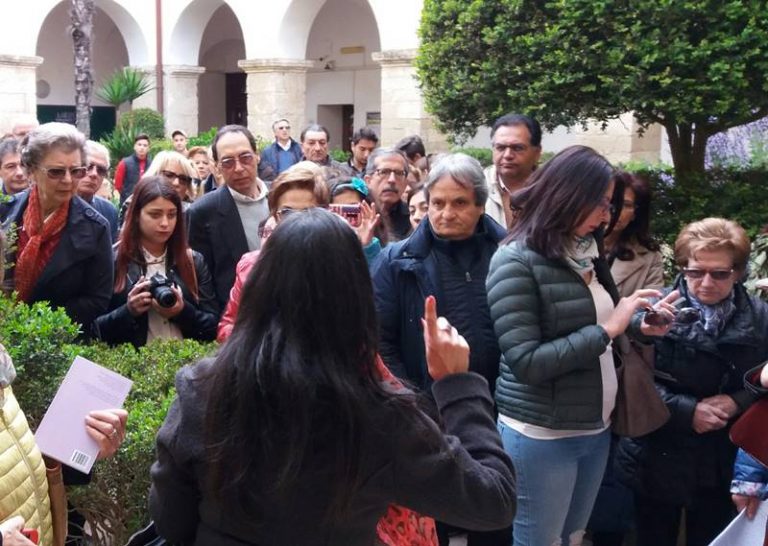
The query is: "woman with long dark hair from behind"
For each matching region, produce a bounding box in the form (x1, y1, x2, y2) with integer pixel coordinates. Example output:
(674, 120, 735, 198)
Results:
(150, 209, 516, 545)
(93, 176, 218, 346)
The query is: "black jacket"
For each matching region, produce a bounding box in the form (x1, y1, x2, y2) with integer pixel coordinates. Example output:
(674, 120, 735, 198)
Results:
(617, 278, 768, 504)
(187, 187, 250, 312)
(0, 190, 113, 333)
(371, 215, 506, 391)
(150, 360, 516, 545)
(92, 251, 219, 347)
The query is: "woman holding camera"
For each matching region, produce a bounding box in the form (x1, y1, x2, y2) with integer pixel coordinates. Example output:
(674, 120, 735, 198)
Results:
(93, 176, 219, 347)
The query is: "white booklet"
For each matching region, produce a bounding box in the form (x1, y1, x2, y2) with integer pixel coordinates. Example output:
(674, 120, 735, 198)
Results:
(35, 356, 132, 474)
(709, 500, 768, 546)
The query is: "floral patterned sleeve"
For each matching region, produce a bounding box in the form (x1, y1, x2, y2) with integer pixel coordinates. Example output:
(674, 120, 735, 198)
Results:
(731, 449, 768, 499)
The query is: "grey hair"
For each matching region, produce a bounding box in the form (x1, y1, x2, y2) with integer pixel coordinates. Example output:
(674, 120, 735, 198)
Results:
(20, 122, 86, 170)
(85, 139, 110, 166)
(0, 137, 20, 163)
(365, 147, 409, 176)
(424, 153, 488, 206)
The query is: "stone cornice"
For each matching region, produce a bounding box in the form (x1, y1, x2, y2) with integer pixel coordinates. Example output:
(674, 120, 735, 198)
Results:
(371, 49, 418, 67)
(238, 58, 315, 73)
(0, 55, 43, 68)
(164, 65, 206, 77)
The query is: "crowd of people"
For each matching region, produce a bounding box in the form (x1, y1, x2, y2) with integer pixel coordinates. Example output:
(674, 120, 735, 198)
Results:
(0, 112, 767, 546)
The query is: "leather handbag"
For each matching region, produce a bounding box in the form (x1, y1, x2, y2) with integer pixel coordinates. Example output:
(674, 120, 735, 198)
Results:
(612, 337, 671, 437)
(730, 396, 768, 467)
(44, 458, 68, 546)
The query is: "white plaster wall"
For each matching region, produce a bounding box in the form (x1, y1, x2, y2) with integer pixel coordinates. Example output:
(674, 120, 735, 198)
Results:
(36, 3, 129, 106)
(305, 0, 381, 135)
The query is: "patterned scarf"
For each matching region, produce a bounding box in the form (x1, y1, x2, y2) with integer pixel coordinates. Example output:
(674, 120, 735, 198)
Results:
(564, 235, 599, 276)
(688, 290, 736, 337)
(14, 185, 70, 302)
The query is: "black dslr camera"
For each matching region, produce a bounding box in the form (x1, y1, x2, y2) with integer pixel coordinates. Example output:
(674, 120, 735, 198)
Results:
(148, 273, 177, 308)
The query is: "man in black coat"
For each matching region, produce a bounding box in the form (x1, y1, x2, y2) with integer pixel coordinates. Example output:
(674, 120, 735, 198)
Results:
(187, 125, 269, 312)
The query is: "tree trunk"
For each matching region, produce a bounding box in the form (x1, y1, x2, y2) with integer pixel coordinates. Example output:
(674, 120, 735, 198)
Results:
(70, 0, 95, 138)
(664, 121, 709, 184)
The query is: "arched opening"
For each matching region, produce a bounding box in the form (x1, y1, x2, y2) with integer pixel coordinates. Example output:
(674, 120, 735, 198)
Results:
(35, 1, 133, 138)
(305, 0, 381, 152)
(197, 4, 246, 133)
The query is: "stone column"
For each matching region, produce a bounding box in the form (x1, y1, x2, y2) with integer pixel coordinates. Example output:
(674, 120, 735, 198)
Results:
(164, 65, 205, 137)
(130, 65, 159, 112)
(0, 55, 43, 133)
(572, 113, 663, 164)
(372, 49, 449, 152)
(238, 58, 314, 141)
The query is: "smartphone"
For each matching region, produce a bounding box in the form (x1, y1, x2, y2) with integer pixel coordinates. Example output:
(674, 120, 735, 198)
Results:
(21, 529, 39, 544)
(329, 203, 362, 227)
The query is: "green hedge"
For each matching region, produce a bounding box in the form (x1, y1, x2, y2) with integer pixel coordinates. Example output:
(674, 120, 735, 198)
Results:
(116, 108, 165, 140)
(0, 294, 216, 545)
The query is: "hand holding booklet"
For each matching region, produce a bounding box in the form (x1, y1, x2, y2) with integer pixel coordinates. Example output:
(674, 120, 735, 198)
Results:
(35, 356, 132, 474)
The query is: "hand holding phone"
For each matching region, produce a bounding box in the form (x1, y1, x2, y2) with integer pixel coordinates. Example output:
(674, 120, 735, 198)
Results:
(21, 528, 39, 544)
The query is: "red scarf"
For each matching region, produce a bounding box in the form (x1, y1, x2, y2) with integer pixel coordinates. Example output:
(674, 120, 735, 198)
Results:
(14, 186, 69, 302)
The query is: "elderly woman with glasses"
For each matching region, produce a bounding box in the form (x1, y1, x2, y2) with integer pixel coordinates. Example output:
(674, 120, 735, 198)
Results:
(0, 122, 113, 335)
(617, 217, 768, 546)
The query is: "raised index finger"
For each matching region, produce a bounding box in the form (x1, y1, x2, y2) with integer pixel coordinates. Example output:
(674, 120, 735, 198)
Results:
(423, 295, 438, 337)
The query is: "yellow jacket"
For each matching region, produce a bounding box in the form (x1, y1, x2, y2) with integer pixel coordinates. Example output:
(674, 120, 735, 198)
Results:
(0, 384, 53, 546)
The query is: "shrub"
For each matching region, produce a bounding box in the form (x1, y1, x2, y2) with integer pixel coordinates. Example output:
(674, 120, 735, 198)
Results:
(189, 127, 217, 148)
(329, 148, 350, 162)
(148, 139, 173, 159)
(452, 147, 492, 167)
(100, 126, 138, 168)
(116, 108, 165, 140)
(0, 294, 216, 544)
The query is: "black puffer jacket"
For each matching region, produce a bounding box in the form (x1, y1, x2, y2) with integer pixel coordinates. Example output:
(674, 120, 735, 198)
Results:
(92, 251, 219, 347)
(616, 278, 768, 504)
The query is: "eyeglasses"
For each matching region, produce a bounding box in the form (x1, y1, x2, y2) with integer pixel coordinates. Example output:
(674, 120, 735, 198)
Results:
(683, 268, 734, 281)
(275, 206, 314, 220)
(39, 166, 87, 180)
(276, 125, 290, 131)
(374, 168, 407, 179)
(492, 143, 531, 155)
(87, 163, 109, 177)
(219, 152, 256, 171)
(161, 170, 192, 185)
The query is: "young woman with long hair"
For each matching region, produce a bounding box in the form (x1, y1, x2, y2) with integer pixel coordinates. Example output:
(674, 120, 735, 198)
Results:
(150, 209, 516, 545)
(93, 176, 218, 346)
(487, 146, 677, 546)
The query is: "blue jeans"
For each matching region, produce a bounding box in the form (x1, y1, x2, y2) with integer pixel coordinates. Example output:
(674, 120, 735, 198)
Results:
(497, 421, 610, 546)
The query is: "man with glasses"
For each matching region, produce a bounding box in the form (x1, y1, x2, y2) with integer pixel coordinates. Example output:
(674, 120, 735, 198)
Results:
(259, 118, 303, 182)
(364, 148, 412, 243)
(485, 113, 542, 228)
(79, 140, 118, 242)
(188, 125, 269, 311)
(0, 137, 28, 196)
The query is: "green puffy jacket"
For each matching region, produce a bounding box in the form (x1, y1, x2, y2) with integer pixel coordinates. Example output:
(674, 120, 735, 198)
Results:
(486, 241, 616, 430)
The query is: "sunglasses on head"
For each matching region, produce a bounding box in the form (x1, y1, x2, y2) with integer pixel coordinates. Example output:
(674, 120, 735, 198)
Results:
(683, 268, 734, 281)
(40, 166, 87, 180)
(161, 170, 192, 185)
(219, 152, 255, 171)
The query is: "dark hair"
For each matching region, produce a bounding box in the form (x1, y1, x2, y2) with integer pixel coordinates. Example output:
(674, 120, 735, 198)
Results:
(300, 124, 330, 143)
(507, 145, 616, 259)
(0, 137, 20, 162)
(351, 127, 379, 145)
(211, 125, 258, 161)
(405, 182, 425, 205)
(491, 114, 542, 147)
(134, 133, 150, 144)
(610, 172, 660, 261)
(114, 176, 198, 298)
(202, 209, 433, 520)
(394, 135, 426, 161)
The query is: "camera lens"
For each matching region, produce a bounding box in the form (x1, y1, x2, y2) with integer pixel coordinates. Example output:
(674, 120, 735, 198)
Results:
(153, 286, 177, 308)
